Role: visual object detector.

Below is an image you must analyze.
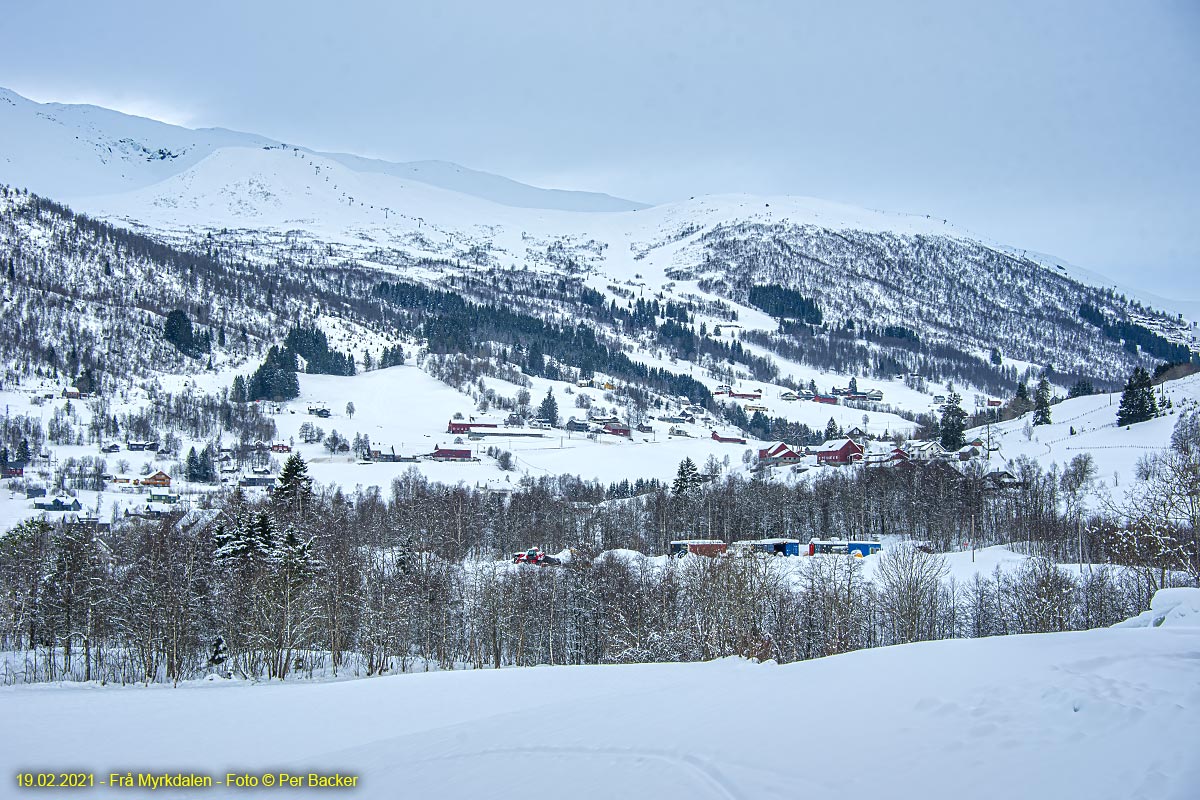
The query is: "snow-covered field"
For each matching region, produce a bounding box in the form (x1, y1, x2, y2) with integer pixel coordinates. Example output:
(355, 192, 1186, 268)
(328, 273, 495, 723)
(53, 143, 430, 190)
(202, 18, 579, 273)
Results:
(968, 371, 1200, 503)
(2, 356, 1194, 532)
(2, 590, 1196, 799)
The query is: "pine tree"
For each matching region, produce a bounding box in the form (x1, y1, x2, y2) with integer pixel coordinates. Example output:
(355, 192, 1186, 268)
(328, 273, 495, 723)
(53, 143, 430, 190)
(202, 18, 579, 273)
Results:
(849, 376, 858, 394)
(1116, 366, 1158, 426)
(538, 387, 559, 426)
(672, 457, 701, 497)
(1013, 380, 1031, 415)
(231, 375, 248, 403)
(1033, 377, 1052, 426)
(185, 447, 200, 482)
(164, 309, 196, 355)
(940, 392, 967, 450)
(824, 417, 839, 441)
(275, 453, 313, 514)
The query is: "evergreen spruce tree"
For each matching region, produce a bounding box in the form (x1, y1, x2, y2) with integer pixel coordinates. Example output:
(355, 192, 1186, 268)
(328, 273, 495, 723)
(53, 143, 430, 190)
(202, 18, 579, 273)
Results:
(1013, 380, 1031, 415)
(231, 375, 248, 403)
(185, 447, 200, 482)
(672, 457, 701, 497)
(939, 392, 968, 450)
(1116, 366, 1158, 426)
(275, 453, 314, 514)
(824, 417, 839, 441)
(1033, 377, 1052, 426)
(538, 388, 559, 426)
(164, 309, 196, 355)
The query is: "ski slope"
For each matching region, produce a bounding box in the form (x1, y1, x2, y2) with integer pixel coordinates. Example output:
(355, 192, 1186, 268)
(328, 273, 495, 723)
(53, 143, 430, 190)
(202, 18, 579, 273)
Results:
(2, 592, 1196, 799)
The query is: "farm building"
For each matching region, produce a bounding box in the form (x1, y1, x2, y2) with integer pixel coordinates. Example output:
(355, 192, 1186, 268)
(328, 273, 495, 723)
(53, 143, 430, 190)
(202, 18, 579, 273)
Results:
(728, 389, 762, 400)
(984, 469, 1022, 491)
(564, 419, 591, 432)
(812, 394, 839, 405)
(2, 461, 25, 479)
(711, 431, 747, 445)
(758, 442, 803, 467)
(603, 423, 632, 438)
(447, 420, 500, 435)
(669, 540, 728, 558)
(430, 447, 475, 462)
(148, 488, 180, 504)
(908, 440, 949, 461)
(34, 496, 83, 512)
(239, 475, 278, 488)
(815, 438, 864, 465)
(141, 471, 172, 488)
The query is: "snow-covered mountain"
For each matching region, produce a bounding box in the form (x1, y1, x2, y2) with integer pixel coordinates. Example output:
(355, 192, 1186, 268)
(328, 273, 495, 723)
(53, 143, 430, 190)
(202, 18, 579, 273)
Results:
(0, 86, 645, 212)
(1, 85, 1196, 398)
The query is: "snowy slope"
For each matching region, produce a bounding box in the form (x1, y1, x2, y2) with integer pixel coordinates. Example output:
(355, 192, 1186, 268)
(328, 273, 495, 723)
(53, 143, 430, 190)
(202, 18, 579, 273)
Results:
(2, 600, 1196, 799)
(968, 372, 1200, 502)
(0, 86, 644, 212)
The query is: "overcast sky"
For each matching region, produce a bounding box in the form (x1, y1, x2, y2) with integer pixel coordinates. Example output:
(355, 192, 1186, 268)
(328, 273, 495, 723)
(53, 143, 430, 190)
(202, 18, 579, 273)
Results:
(1, 1, 1197, 296)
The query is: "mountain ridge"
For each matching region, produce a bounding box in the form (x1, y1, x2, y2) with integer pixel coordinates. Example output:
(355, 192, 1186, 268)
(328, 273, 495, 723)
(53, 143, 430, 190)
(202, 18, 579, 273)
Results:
(0, 85, 647, 213)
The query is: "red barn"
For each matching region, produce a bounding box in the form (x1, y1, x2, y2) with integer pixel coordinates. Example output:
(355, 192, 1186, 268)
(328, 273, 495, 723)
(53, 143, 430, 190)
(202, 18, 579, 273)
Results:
(603, 422, 632, 437)
(430, 448, 474, 461)
(815, 438, 864, 465)
(711, 431, 747, 444)
(812, 394, 839, 405)
(447, 420, 499, 434)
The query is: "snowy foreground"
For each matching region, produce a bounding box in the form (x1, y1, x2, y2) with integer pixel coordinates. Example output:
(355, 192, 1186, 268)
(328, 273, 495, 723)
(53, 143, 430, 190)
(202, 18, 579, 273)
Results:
(2, 591, 1198, 800)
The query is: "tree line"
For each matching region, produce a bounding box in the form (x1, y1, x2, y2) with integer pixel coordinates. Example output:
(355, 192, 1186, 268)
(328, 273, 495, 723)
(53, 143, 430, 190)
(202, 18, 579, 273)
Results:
(2, 411, 1195, 685)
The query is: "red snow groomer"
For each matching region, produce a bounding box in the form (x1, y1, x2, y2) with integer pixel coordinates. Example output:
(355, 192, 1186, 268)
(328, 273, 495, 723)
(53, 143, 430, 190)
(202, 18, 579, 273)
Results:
(513, 547, 559, 565)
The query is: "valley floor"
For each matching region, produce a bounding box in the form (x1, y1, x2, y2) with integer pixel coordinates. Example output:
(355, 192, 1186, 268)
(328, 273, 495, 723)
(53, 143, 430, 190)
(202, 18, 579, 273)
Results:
(2, 592, 1197, 800)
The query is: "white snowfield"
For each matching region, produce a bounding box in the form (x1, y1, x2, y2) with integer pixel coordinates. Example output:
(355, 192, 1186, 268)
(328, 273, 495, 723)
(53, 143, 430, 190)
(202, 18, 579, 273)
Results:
(2, 592, 1197, 800)
(968, 371, 1200, 503)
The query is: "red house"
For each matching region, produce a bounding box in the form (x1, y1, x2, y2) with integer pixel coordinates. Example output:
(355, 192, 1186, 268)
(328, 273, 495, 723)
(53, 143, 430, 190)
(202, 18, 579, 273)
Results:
(603, 422, 632, 437)
(758, 442, 803, 466)
(447, 420, 500, 435)
(815, 438, 864, 465)
(812, 394, 839, 405)
(711, 431, 747, 444)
